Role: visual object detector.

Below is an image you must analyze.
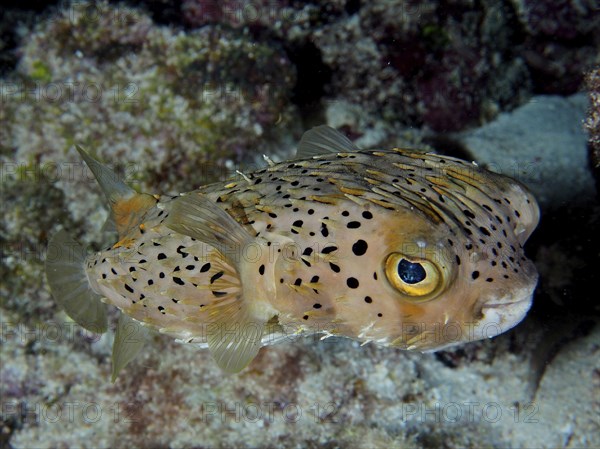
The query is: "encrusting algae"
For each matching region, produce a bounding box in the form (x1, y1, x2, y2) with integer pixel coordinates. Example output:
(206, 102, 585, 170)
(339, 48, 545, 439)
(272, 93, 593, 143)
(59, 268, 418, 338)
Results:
(45, 126, 540, 379)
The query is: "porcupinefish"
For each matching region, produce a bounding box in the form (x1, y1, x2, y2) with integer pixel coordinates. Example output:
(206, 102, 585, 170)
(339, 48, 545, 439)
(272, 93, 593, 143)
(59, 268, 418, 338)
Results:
(45, 126, 539, 378)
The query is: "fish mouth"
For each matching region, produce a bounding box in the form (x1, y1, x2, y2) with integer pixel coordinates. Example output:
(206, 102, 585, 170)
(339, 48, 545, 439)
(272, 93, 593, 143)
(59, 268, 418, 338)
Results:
(472, 287, 535, 340)
(481, 297, 532, 309)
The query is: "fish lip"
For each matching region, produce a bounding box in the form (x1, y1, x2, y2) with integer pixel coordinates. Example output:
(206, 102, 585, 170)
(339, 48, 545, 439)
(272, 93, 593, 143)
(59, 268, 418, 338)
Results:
(481, 297, 532, 310)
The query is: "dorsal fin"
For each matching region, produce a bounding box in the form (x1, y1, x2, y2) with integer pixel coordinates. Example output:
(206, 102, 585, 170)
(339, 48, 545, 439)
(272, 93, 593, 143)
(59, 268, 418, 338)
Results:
(76, 146, 157, 238)
(296, 125, 360, 158)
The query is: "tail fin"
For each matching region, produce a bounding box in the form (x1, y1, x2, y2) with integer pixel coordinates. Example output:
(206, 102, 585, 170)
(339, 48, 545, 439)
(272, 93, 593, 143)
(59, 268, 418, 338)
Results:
(76, 145, 157, 238)
(45, 229, 108, 333)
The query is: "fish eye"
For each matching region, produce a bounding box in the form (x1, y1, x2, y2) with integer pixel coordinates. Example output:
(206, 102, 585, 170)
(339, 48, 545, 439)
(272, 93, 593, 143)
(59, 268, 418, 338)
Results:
(397, 258, 426, 284)
(385, 253, 441, 299)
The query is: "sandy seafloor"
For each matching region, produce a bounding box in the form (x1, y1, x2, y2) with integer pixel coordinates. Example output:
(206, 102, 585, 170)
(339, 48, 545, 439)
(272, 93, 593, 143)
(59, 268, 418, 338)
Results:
(1, 1, 599, 448)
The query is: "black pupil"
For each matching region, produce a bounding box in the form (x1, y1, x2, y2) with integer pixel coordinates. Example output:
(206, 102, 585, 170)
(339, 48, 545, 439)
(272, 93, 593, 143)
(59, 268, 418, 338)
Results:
(398, 259, 426, 284)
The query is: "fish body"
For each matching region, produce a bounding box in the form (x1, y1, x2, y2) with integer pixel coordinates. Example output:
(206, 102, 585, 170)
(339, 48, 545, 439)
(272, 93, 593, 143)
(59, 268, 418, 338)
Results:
(46, 126, 539, 375)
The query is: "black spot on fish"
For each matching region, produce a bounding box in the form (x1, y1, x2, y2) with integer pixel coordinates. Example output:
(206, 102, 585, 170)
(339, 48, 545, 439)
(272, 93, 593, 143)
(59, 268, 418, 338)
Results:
(352, 239, 368, 256)
(200, 263, 211, 273)
(269, 212, 278, 218)
(347, 277, 359, 288)
(308, 209, 315, 215)
(320, 223, 329, 237)
(329, 262, 340, 273)
(171, 298, 179, 303)
(159, 272, 165, 278)
(158, 253, 167, 260)
(342, 211, 349, 217)
(486, 278, 494, 282)
(186, 265, 195, 270)
(212, 291, 227, 297)
(463, 209, 476, 219)
(321, 245, 337, 254)
(471, 271, 480, 280)
(139, 259, 146, 264)
(313, 303, 322, 309)
(294, 278, 302, 286)
(173, 277, 185, 285)
(124, 284, 134, 293)
(455, 255, 461, 265)
(148, 279, 154, 286)
(158, 306, 165, 314)
(111, 268, 117, 275)
(210, 271, 224, 284)
(310, 275, 319, 283)
(259, 264, 265, 275)
(347, 221, 361, 229)
(479, 227, 491, 236)
(303, 247, 313, 256)
(362, 211, 373, 219)
(364, 296, 372, 304)
(303, 315, 309, 320)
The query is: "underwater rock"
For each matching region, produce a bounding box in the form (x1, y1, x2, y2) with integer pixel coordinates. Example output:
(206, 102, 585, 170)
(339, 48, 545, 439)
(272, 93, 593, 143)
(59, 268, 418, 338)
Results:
(511, 0, 600, 94)
(2, 0, 298, 201)
(182, 0, 533, 132)
(459, 94, 595, 209)
(585, 67, 600, 189)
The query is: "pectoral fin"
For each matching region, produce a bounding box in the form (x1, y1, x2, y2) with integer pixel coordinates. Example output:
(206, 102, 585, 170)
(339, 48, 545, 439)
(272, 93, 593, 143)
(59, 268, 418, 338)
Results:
(165, 193, 269, 373)
(111, 313, 149, 382)
(204, 297, 264, 373)
(165, 192, 254, 268)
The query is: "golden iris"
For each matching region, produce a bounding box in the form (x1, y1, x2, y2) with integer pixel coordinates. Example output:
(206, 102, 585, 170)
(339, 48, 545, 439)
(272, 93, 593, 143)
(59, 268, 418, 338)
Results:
(385, 253, 441, 298)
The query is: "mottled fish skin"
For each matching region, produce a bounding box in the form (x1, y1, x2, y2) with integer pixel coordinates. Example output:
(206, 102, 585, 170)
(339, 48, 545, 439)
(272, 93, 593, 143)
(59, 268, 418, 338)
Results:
(85, 146, 539, 354)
